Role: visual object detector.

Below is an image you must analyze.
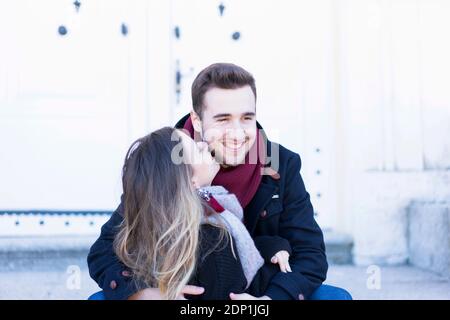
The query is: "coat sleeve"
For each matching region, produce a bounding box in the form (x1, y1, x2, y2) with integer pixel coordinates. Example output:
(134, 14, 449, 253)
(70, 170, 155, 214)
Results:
(253, 235, 292, 262)
(87, 199, 143, 300)
(264, 154, 328, 300)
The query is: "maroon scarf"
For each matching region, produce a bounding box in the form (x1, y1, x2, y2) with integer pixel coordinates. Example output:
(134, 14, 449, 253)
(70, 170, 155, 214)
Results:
(183, 116, 265, 208)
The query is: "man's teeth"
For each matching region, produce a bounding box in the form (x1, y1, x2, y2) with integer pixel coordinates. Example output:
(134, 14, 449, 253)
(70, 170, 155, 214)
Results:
(225, 142, 245, 150)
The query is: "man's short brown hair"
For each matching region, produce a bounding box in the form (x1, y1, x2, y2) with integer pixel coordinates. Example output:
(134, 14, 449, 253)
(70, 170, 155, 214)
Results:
(191, 63, 257, 118)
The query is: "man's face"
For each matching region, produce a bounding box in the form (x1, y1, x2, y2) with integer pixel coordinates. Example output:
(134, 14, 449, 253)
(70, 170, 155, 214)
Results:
(192, 85, 257, 167)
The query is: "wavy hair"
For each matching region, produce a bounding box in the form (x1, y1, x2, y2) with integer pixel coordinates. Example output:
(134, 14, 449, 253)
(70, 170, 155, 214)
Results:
(114, 127, 227, 299)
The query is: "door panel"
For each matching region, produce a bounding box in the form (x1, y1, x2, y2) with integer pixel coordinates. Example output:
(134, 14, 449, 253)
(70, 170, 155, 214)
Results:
(171, 0, 337, 229)
(0, 0, 131, 211)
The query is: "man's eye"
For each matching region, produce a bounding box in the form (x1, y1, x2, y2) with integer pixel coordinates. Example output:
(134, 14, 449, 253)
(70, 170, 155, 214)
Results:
(244, 117, 253, 121)
(217, 118, 227, 122)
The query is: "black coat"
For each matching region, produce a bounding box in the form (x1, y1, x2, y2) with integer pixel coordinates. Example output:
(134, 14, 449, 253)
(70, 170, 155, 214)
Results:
(186, 224, 247, 300)
(87, 115, 328, 300)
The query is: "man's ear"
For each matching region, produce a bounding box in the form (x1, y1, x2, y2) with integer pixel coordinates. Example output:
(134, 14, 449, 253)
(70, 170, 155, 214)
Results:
(190, 111, 202, 133)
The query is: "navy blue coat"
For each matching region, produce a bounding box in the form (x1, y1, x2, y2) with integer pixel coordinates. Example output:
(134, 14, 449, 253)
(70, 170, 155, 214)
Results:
(87, 115, 328, 300)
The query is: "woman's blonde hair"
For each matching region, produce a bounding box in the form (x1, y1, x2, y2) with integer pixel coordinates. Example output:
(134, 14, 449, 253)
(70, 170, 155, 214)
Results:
(114, 127, 227, 299)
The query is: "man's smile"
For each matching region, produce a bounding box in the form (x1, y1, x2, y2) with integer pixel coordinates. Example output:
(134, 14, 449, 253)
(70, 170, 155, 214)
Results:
(223, 140, 247, 151)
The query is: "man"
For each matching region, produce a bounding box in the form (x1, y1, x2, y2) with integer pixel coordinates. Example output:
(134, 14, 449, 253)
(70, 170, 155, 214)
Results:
(87, 63, 351, 300)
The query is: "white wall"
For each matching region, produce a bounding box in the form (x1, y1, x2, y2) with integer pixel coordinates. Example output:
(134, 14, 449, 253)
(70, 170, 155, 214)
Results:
(336, 0, 450, 264)
(0, 0, 449, 244)
(171, 0, 340, 230)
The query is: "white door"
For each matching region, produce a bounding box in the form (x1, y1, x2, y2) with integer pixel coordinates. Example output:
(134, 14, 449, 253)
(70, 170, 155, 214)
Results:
(0, 0, 146, 235)
(170, 0, 338, 230)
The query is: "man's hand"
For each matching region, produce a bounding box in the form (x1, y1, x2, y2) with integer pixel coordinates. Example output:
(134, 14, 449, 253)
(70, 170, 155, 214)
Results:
(128, 285, 205, 300)
(229, 293, 272, 300)
(271, 250, 292, 273)
(178, 285, 205, 300)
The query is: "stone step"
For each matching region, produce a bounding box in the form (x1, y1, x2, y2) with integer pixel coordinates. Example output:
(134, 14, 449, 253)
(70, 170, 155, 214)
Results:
(408, 201, 450, 278)
(0, 229, 354, 271)
(323, 230, 353, 265)
(0, 236, 96, 271)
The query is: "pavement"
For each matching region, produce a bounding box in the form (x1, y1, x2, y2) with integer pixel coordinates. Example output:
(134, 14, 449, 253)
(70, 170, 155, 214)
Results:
(326, 265, 450, 300)
(1, 253, 449, 300)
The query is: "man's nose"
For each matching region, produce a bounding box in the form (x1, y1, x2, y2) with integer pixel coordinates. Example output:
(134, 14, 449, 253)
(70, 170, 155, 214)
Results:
(226, 121, 246, 140)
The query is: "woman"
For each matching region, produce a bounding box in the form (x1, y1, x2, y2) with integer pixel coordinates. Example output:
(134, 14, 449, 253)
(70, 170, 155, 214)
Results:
(114, 127, 291, 300)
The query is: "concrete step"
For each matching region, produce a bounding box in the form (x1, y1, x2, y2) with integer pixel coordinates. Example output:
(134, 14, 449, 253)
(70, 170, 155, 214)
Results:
(408, 201, 450, 278)
(0, 229, 354, 272)
(323, 230, 353, 265)
(326, 265, 450, 300)
(0, 236, 95, 271)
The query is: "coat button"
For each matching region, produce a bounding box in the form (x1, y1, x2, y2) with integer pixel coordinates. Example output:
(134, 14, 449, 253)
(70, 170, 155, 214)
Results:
(298, 294, 305, 300)
(110, 280, 117, 290)
(260, 210, 267, 218)
(122, 270, 132, 277)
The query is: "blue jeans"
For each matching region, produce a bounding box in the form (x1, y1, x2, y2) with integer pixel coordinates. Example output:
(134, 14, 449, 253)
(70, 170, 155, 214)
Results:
(88, 284, 352, 300)
(308, 284, 352, 300)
